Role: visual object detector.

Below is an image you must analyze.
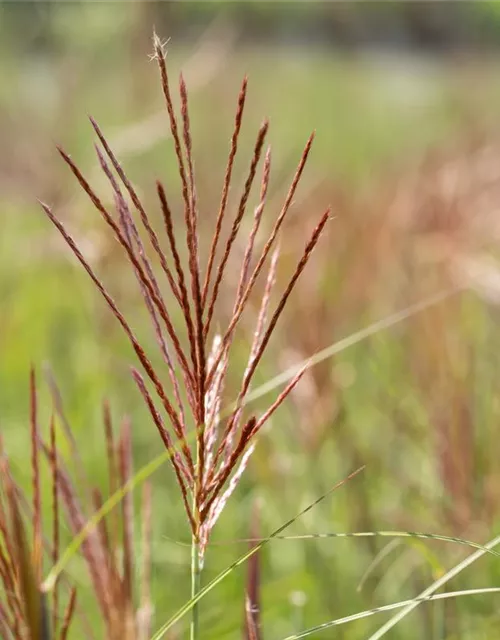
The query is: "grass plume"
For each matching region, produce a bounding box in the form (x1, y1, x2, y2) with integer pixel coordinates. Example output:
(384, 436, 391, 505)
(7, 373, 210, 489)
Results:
(37, 32, 330, 636)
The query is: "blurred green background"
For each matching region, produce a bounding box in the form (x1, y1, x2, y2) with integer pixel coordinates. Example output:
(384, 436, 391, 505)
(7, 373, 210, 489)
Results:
(4, 2, 500, 638)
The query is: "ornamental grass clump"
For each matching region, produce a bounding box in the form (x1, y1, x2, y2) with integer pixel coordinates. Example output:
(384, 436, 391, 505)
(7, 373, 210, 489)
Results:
(37, 33, 330, 637)
(0, 371, 153, 639)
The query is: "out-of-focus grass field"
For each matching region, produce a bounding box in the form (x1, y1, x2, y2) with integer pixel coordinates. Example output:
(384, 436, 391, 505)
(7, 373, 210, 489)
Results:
(4, 3, 500, 638)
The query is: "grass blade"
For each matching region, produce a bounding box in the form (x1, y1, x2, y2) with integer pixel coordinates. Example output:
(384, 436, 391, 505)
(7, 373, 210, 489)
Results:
(282, 587, 500, 639)
(366, 532, 500, 640)
(214, 530, 500, 558)
(149, 467, 364, 639)
(233, 287, 461, 414)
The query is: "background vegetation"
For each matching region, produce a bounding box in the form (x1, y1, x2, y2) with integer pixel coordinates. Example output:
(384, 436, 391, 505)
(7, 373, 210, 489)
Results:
(3, 2, 500, 638)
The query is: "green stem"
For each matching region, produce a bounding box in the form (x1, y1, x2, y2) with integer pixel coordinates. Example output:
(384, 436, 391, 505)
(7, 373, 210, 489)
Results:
(191, 424, 203, 640)
(190, 534, 201, 640)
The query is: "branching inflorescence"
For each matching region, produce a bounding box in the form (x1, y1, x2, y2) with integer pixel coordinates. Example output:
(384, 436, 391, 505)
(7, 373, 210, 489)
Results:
(40, 33, 330, 562)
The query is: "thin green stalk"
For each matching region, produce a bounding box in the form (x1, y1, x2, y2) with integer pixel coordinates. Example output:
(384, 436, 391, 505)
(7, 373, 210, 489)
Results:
(190, 533, 201, 640)
(190, 426, 203, 640)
